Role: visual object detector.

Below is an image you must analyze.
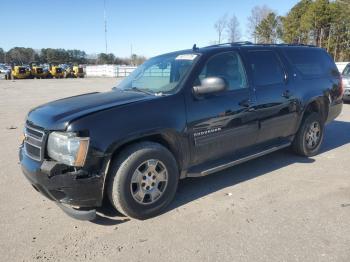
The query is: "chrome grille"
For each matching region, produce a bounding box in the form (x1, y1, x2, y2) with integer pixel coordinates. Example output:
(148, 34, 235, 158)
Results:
(24, 124, 45, 161)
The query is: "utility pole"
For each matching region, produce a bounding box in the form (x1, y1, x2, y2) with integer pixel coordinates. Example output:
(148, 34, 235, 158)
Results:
(130, 44, 134, 66)
(104, 0, 108, 54)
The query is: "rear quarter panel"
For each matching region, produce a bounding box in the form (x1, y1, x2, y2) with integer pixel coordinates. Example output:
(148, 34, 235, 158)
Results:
(280, 47, 343, 125)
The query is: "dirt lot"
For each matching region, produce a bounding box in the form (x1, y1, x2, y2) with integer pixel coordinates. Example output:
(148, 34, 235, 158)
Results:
(0, 78, 350, 262)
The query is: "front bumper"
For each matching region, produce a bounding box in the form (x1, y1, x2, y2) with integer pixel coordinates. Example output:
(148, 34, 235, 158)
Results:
(19, 146, 105, 220)
(75, 73, 85, 77)
(15, 74, 30, 79)
(33, 73, 48, 78)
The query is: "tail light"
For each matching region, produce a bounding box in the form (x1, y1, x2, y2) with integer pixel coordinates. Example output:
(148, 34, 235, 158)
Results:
(340, 75, 344, 96)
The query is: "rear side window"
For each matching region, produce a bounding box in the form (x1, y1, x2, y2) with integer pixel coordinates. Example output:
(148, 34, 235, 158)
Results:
(283, 48, 338, 78)
(246, 50, 285, 86)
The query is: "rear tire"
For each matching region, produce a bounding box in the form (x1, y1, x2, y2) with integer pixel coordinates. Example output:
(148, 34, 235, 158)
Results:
(292, 112, 324, 157)
(107, 142, 179, 219)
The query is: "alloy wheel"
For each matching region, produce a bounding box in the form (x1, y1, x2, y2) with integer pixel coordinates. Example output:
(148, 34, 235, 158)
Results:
(305, 121, 321, 149)
(130, 159, 168, 205)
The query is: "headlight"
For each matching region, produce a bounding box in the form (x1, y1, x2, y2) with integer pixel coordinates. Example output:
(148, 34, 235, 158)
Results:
(47, 132, 89, 167)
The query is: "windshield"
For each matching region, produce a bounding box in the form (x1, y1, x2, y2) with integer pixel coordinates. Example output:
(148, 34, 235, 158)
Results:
(343, 64, 350, 76)
(116, 53, 198, 95)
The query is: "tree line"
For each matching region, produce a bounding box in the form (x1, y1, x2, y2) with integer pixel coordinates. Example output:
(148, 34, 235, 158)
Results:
(0, 47, 146, 66)
(214, 0, 350, 61)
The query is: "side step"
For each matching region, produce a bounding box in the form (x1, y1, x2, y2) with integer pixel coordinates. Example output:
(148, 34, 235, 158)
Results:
(187, 141, 291, 178)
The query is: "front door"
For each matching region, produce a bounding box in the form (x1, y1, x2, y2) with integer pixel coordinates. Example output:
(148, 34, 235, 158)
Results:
(185, 51, 259, 165)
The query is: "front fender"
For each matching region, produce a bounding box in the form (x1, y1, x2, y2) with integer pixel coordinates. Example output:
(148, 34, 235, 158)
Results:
(67, 93, 189, 171)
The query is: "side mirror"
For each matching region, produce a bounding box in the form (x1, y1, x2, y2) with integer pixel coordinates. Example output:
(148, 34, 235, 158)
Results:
(193, 77, 227, 96)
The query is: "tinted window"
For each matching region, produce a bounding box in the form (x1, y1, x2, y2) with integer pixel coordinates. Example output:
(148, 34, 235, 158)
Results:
(284, 48, 337, 78)
(198, 52, 247, 90)
(246, 50, 285, 86)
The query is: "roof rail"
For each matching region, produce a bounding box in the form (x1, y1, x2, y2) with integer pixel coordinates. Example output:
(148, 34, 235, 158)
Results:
(198, 42, 317, 50)
(203, 41, 254, 49)
(263, 43, 317, 47)
(231, 41, 254, 45)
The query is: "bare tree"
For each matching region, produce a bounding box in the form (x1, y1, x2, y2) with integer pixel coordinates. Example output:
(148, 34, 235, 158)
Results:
(247, 5, 272, 43)
(226, 15, 241, 42)
(214, 14, 228, 44)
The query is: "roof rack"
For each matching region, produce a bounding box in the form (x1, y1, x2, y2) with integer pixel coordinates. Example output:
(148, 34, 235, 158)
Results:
(192, 42, 254, 51)
(199, 42, 317, 49)
(206, 41, 254, 48)
(259, 42, 316, 47)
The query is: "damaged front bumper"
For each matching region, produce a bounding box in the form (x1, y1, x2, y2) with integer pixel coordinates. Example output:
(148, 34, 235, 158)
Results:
(19, 146, 106, 221)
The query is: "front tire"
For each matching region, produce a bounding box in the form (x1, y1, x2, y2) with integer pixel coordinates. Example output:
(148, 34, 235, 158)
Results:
(107, 142, 179, 219)
(292, 112, 324, 157)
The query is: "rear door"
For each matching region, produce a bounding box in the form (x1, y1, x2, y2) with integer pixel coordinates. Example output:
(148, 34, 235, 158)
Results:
(243, 49, 298, 143)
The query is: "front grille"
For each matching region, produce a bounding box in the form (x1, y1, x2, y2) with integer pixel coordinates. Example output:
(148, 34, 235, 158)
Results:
(24, 124, 46, 161)
(36, 68, 43, 74)
(26, 143, 41, 157)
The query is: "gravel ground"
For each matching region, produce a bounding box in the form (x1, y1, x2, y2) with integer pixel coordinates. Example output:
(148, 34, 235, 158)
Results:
(0, 78, 349, 262)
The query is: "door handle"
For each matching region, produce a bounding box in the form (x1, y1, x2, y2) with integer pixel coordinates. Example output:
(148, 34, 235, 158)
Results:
(239, 99, 255, 111)
(239, 99, 250, 107)
(282, 90, 291, 98)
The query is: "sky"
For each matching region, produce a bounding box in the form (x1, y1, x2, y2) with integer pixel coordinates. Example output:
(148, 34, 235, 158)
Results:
(0, 0, 299, 58)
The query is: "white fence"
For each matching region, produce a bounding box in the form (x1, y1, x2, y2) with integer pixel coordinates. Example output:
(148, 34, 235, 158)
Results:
(85, 65, 137, 78)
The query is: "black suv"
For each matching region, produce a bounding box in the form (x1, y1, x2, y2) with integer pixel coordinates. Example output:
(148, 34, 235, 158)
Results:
(20, 43, 343, 220)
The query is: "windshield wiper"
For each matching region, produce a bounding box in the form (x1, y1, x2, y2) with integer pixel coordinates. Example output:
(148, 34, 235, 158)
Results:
(124, 87, 154, 96)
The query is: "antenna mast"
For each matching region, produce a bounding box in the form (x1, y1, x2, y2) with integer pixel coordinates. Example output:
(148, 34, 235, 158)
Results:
(104, 0, 108, 53)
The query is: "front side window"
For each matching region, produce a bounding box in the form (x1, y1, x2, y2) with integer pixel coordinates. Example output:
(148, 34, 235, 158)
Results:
(117, 53, 198, 95)
(246, 50, 285, 86)
(197, 51, 247, 91)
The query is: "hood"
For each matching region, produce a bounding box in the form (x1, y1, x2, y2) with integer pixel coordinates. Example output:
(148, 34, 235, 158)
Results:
(27, 90, 151, 130)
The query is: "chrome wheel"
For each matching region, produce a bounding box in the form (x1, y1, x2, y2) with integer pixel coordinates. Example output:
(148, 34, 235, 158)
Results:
(130, 159, 168, 205)
(305, 121, 321, 149)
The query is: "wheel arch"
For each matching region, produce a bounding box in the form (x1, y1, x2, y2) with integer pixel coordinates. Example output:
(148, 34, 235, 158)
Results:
(101, 131, 187, 199)
(115, 134, 183, 167)
(302, 96, 329, 123)
(104, 129, 186, 176)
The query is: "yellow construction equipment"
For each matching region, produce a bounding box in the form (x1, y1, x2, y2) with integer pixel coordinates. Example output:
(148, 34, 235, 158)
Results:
(48, 63, 64, 78)
(72, 65, 85, 78)
(64, 64, 85, 78)
(10, 65, 30, 80)
(29, 62, 48, 79)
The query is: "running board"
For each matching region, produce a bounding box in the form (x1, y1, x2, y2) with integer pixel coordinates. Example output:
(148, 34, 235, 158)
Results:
(187, 142, 291, 178)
